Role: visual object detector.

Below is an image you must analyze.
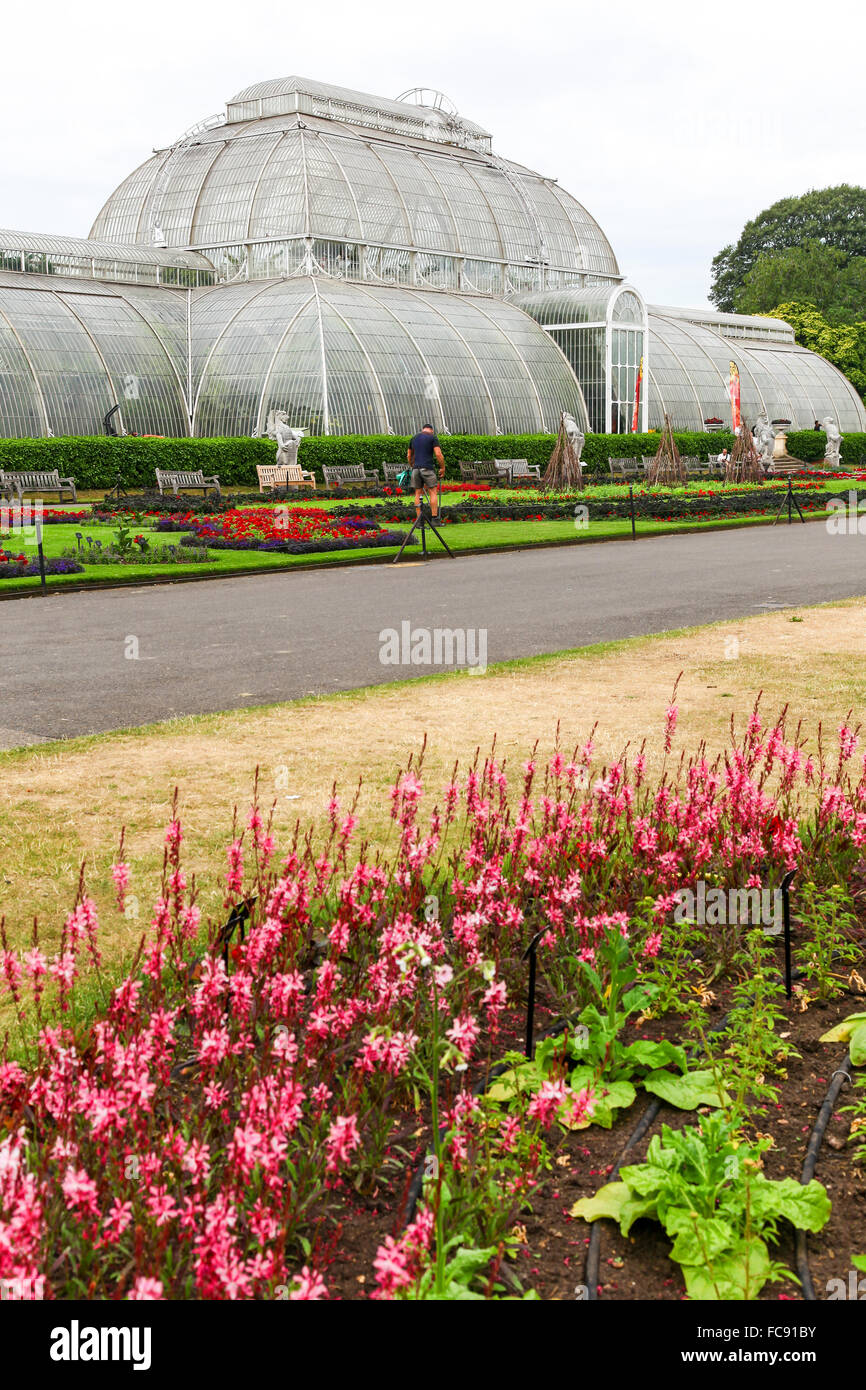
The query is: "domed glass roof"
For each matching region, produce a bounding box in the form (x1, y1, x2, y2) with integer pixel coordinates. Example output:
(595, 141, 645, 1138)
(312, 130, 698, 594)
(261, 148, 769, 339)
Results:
(89, 77, 620, 288)
(191, 276, 589, 436)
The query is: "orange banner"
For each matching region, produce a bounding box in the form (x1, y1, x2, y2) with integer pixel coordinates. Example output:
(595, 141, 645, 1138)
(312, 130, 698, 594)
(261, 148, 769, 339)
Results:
(729, 362, 741, 432)
(631, 356, 643, 433)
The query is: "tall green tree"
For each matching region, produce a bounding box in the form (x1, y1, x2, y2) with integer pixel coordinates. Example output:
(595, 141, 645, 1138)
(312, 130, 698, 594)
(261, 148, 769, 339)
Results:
(734, 242, 866, 324)
(710, 185, 866, 312)
(768, 301, 866, 400)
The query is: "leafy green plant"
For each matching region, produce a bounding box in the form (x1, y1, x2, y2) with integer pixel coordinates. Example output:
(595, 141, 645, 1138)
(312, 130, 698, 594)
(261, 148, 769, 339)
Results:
(489, 924, 726, 1125)
(400, 1240, 538, 1301)
(571, 1112, 831, 1300)
(794, 882, 862, 1001)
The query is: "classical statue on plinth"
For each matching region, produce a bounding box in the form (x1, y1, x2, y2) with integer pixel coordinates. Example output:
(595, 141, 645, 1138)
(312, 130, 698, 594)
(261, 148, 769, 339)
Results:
(563, 412, 585, 465)
(822, 416, 842, 470)
(752, 413, 776, 472)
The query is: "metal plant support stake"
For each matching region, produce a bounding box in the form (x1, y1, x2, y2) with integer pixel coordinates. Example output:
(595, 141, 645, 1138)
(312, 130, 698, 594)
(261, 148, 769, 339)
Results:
(629, 483, 636, 539)
(781, 868, 796, 998)
(522, 930, 545, 1058)
(36, 520, 46, 591)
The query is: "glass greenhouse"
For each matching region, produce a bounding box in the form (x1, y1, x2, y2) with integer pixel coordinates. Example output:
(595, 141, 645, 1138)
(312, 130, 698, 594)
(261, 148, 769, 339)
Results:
(1, 74, 863, 439)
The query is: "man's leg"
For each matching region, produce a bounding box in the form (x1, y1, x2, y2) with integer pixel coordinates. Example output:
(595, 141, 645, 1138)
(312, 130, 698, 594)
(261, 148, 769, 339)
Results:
(414, 484, 424, 518)
(428, 484, 439, 518)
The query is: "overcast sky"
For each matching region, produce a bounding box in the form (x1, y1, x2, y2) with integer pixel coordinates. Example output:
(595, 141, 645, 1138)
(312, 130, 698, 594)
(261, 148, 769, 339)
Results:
(3, 0, 862, 308)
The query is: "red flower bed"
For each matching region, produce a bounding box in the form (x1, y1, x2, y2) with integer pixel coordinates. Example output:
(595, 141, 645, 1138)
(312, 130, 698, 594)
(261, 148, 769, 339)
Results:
(187, 507, 382, 544)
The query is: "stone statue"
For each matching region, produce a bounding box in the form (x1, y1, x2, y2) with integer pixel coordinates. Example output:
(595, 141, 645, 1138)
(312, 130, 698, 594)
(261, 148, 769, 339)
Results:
(266, 410, 304, 470)
(752, 413, 776, 472)
(563, 411, 585, 464)
(822, 415, 842, 470)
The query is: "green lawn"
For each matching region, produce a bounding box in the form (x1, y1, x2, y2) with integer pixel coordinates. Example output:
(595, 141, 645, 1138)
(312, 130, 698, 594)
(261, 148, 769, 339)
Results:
(0, 498, 838, 594)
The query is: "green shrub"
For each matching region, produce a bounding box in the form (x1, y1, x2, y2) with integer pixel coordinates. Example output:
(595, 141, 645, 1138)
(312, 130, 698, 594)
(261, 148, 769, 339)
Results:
(2, 430, 864, 489)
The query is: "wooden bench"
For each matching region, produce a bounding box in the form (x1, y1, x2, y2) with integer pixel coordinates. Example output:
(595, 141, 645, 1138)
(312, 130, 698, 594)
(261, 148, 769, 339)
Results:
(155, 469, 220, 498)
(608, 457, 640, 480)
(256, 463, 316, 492)
(682, 455, 709, 477)
(494, 458, 541, 486)
(382, 462, 408, 482)
(321, 464, 380, 488)
(458, 459, 499, 483)
(0, 469, 77, 502)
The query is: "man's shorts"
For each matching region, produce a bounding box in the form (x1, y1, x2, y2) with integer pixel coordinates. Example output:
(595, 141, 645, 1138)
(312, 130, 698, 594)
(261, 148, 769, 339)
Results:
(411, 467, 439, 489)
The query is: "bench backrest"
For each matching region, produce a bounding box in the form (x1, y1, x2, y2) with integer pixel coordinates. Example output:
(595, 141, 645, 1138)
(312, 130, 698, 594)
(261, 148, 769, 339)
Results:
(322, 465, 366, 482)
(4, 470, 62, 485)
(257, 464, 307, 481)
(382, 463, 405, 479)
(494, 458, 532, 474)
(156, 469, 205, 485)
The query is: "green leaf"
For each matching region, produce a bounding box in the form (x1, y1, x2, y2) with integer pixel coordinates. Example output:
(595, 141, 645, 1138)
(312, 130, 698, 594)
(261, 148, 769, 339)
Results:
(570, 1182, 633, 1224)
(585, 1079, 637, 1128)
(849, 1022, 866, 1067)
(853, 1255, 866, 1273)
(620, 1039, 688, 1073)
(619, 1161, 676, 1197)
(643, 1068, 729, 1109)
(748, 1177, 831, 1233)
(620, 1196, 662, 1237)
(487, 1062, 541, 1102)
(818, 1012, 866, 1044)
(443, 1245, 498, 1283)
(681, 1238, 773, 1301)
(667, 1211, 737, 1265)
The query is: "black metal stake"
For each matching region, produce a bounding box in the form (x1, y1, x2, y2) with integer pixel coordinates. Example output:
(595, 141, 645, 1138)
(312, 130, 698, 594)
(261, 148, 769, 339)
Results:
(781, 868, 796, 998)
(629, 484, 636, 539)
(36, 521, 47, 591)
(522, 929, 544, 1058)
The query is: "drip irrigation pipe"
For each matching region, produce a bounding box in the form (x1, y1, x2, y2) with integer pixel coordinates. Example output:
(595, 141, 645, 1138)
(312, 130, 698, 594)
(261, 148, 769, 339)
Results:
(794, 1050, 852, 1301)
(584, 1095, 663, 1300)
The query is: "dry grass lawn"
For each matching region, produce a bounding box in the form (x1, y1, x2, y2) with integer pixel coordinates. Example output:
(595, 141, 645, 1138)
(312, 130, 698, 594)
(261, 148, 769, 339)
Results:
(2, 597, 866, 971)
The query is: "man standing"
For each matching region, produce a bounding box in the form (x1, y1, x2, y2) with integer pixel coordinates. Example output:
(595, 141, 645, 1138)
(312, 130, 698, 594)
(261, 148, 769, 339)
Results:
(408, 424, 445, 520)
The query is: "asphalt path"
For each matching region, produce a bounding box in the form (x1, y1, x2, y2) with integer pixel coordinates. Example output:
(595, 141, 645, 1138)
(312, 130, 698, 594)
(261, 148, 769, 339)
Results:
(1, 524, 865, 747)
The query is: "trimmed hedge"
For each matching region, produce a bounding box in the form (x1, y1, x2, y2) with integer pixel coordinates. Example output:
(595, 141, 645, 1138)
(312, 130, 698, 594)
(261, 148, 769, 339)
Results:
(2, 430, 864, 489)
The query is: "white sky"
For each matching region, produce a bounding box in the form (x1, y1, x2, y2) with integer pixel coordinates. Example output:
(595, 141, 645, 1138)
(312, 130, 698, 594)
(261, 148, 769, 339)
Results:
(2, 0, 863, 308)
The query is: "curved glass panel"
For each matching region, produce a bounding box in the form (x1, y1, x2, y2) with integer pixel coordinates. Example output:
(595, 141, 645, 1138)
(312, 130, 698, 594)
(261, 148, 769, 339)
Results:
(647, 312, 866, 432)
(0, 280, 191, 437)
(191, 277, 586, 437)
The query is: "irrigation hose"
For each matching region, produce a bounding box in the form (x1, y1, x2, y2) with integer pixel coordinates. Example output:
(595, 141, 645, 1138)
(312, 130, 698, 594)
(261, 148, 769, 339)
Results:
(795, 1049, 852, 1301)
(584, 1096, 663, 1300)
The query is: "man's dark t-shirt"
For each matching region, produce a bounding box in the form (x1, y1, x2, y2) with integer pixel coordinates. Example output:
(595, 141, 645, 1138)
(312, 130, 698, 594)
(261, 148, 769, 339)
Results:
(410, 432, 440, 471)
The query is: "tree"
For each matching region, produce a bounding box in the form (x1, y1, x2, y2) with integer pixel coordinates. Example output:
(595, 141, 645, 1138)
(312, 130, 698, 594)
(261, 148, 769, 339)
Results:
(710, 185, 866, 312)
(768, 301, 866, 400)
(734, 242, 866, 324)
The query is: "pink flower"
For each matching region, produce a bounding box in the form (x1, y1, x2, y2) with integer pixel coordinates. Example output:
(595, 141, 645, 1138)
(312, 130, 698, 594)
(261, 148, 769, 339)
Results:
(288, 1266, 328, 1300)
(226, 839, 244, 894)
(62, 1165, 100, 1218)
(128, 1277, 164, 1300)
(643, 931, 663, 958)
(111, 862, 130, 911)
(325, 1114, 360, 1173)
(527, 1080, 569, 1127)
(446, 1013, 480, 1059)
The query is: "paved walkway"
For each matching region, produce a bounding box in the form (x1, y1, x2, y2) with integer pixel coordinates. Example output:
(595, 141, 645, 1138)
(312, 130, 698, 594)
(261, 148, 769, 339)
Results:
(1, 524, 863, 747)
